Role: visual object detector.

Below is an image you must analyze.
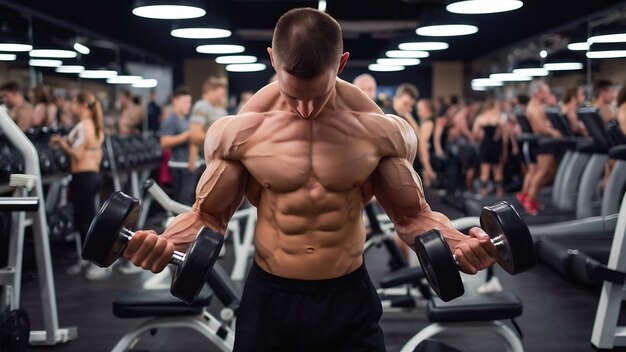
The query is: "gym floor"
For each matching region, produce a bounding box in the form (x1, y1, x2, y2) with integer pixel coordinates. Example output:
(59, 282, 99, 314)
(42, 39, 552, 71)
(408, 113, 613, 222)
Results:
(19, 189, 624, 352)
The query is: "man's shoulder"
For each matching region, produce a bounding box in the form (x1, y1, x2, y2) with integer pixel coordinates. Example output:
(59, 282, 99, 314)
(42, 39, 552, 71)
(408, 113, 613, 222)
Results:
(336, 79, 384, 114)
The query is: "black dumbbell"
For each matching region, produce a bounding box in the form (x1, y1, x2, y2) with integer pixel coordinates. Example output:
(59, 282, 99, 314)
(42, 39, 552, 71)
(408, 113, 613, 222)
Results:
(414, 201, 536, 302)
(81, 191, 223, 304)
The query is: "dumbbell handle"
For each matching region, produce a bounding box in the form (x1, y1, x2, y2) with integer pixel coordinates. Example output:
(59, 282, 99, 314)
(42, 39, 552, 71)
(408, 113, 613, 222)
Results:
(120, 228, 186, 266)
(451, 233, 505, 266)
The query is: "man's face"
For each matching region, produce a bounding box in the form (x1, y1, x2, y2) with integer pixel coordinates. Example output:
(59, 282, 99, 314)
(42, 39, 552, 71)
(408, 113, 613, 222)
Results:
(577, 87, 585, 105)
(393, 94, 415, 117)
(602, 87, 616, 104)
(0, 90, 17, 109)
(355, 77, 376, 100)
(539, 85, 551, 104)
(277, 68, 336, 120)
(173, 95, 192, 116)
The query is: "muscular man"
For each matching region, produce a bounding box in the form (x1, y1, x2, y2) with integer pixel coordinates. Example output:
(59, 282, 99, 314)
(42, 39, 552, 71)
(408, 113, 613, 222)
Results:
(519, 81, 561, 215)
(124, 8, 497, 351)
(593, 79, 617, 123)
(0, 81, 33, 131)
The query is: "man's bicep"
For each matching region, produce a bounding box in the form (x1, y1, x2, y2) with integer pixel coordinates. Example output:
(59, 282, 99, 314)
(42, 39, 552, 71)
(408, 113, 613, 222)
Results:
(193, 158, 247, 233)
(374, 156, 427, 224)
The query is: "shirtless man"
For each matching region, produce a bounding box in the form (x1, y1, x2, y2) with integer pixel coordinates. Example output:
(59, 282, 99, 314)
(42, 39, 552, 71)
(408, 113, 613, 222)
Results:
(0, 81, 33, 131)
(118, 89, 143, 135)
(123, 8, 497, 351)
(519, 81, 561, 215)
(353, 73, 378, 102)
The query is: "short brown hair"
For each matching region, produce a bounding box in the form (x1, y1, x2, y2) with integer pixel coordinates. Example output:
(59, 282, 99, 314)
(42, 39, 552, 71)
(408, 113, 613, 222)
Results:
(202, 76, 227, 93)
(0, 81, 20, 93)
(31, 85, 53, 105)
(172, 86, 191, 99)
(594, 79, 613, 99)
(395, 83, 419, 100)
(272, 8, 343, 79)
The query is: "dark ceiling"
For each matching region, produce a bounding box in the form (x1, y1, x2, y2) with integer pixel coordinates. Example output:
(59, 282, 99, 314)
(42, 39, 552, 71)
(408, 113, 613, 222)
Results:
(3, 0, 625, 69)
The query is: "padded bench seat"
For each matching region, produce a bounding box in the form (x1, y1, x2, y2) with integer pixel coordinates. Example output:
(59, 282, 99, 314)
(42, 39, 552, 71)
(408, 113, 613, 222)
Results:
(380, 266, 424, 288)
(427, 292, 522, 322)
(113, 285, 213, 318)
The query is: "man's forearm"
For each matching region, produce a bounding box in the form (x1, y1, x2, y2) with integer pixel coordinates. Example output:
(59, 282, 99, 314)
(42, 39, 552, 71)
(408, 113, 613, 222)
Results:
(161, 209, 224, 252)
(395, 209, 468, 252)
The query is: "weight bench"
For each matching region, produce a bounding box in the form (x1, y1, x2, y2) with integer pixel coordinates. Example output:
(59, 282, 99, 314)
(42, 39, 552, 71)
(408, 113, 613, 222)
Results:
(110, 263, 240, 352)
(379, 266, 432, 308)
(400, 292, 524, 352)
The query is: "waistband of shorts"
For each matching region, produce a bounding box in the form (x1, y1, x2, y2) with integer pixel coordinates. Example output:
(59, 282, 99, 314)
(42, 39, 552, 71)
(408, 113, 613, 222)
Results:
(249, 260, 368, 294)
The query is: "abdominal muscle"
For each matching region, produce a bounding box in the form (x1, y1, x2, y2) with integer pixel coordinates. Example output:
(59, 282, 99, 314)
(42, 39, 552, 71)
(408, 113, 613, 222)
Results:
(253, 178, 367, 280)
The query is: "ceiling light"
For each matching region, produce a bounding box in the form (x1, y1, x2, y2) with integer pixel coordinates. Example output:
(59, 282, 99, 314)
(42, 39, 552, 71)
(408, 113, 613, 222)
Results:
(368, 64, 405, 72)
(539, 50, 548, 58)
(215, 55, 257, 64)
(0, 54, 16, 61)
(171, 28, 231, 39)
(588, 33, 626, 44)
(29, 49, 77, 59)
(376, 58, 420, 66)
(196, 44, 245, 54)
(107, 75, 144, 84)
(472, 85, 489, 91)
(512, 67, 549, 76)
(79, 69, 118, 79)
(132, 3, 205, 20)
(416, 24, 478, 37)
(446, 0, 523, 14)
(543, 62, 583, 71)
(586, 50, 626, 59)
(567, 42, 589, 51)
(55, 65, 85, 73)
(318, 0, 327, 12)
(0, 43, 32, 52)
(398, 42, 449, 51)
(225, 63, 266, 72)
(29, 59, 62, 67)
(133, 79, 158, 88)
(73, 43, 90, 55)
(471, 78, 503, 87)
(489, 73, 532, 81)
(385, 50, 429, 58)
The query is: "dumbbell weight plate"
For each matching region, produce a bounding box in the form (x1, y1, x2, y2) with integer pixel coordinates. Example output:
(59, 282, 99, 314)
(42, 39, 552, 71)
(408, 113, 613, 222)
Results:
(414, 229, 464, 302)
(171, 227, 224, 305)
(0, 309, 30, 352)
(82, 192, 139, 267)
(480, 201, 536, 275)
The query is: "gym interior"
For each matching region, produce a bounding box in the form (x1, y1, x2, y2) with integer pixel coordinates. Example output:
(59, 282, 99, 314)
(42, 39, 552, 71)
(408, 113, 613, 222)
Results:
(1, 0, 626, 351)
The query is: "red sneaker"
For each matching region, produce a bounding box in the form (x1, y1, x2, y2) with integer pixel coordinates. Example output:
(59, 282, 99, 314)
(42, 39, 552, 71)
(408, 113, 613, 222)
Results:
(523, 198, 539, 216)
(516, 192, 527, 204)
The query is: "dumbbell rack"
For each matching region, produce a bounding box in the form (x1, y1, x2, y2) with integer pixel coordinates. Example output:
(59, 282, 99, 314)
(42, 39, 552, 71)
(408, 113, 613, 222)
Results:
(0, 109, 77, 346)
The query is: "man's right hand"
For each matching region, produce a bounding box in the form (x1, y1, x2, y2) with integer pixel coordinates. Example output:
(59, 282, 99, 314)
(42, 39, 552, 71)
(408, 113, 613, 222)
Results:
(122, 230, 175, 273)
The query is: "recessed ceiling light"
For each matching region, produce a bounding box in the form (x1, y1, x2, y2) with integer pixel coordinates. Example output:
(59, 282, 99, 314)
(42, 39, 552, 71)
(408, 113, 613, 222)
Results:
(133, 79, 158, 88)
(539, 50, 548, 58)
(586, 50, 626, 59)
(107, 75, 144, 84)
(225, 63, 266, 72)
(196, 44, 245, 54)
(489, 72, 532, 81)
(398, 42, 449, 51)
(56, 65, 85, 73)
(132, 4, 205, 20)
(416, 24, 478, 37)
(73, 43, 90, 55)
(376, 58, 420, 66)
(0, 54, 16, 61)
(368, 64, 405, 72)
(588, 33, 626, 44)
(471, 78, 503, 87)
(567, 42, 589, 51)
(29, 49, 77, 59)
(215, 55, 257, 64)
(385, 50, 429, 58)
(446, 0, 523, 14)
(0, 43, 32, 52)
(79, 69, 118, 79)
(543, 62, 583, 71)
(472, 85, 489, 91)
(512, 68, 549, 76)
(171, 27, 231, 39)
(29, 59, 62, 67)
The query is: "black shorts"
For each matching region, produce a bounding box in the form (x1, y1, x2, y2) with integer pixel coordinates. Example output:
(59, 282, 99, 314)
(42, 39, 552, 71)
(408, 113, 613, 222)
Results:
(233, 261, 386, 352)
